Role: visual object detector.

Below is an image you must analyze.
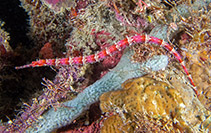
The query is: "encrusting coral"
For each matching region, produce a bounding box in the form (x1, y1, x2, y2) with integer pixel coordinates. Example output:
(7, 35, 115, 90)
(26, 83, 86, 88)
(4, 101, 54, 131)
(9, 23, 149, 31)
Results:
(100, 76, 211, 132)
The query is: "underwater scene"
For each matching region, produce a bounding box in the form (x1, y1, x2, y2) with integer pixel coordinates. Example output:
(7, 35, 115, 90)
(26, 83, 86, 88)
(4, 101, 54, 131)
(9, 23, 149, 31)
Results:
(0, 0, 211, 132)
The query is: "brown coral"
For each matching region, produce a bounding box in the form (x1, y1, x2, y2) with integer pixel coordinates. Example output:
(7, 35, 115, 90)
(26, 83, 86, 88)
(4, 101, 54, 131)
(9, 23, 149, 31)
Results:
(100, 76, 211, 132)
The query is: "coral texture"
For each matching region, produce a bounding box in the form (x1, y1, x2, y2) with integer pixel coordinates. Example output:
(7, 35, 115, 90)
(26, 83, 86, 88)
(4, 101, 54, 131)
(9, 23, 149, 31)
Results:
(40, 0, 76, 13)
(20, 0, 72, 51)
(190, 63, 211, 110)
(100, 76, 211, 132)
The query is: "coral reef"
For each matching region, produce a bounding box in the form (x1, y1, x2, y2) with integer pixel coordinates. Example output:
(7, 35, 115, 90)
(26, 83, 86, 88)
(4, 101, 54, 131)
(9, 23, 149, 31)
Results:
(1, 0, 211, 132)
(65, 2, 127, 56)
(40, 0, 77, 13)
(20, 0, 72, 53)
(0, 21, 15, 121)
(173, 3, 211, 111)
(0, 22, 12, 57)
(0, 0, 45, 123)
(100, 76, 211, 132)
(22, 50, 168, 132)
(190, 63, 211, 110)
